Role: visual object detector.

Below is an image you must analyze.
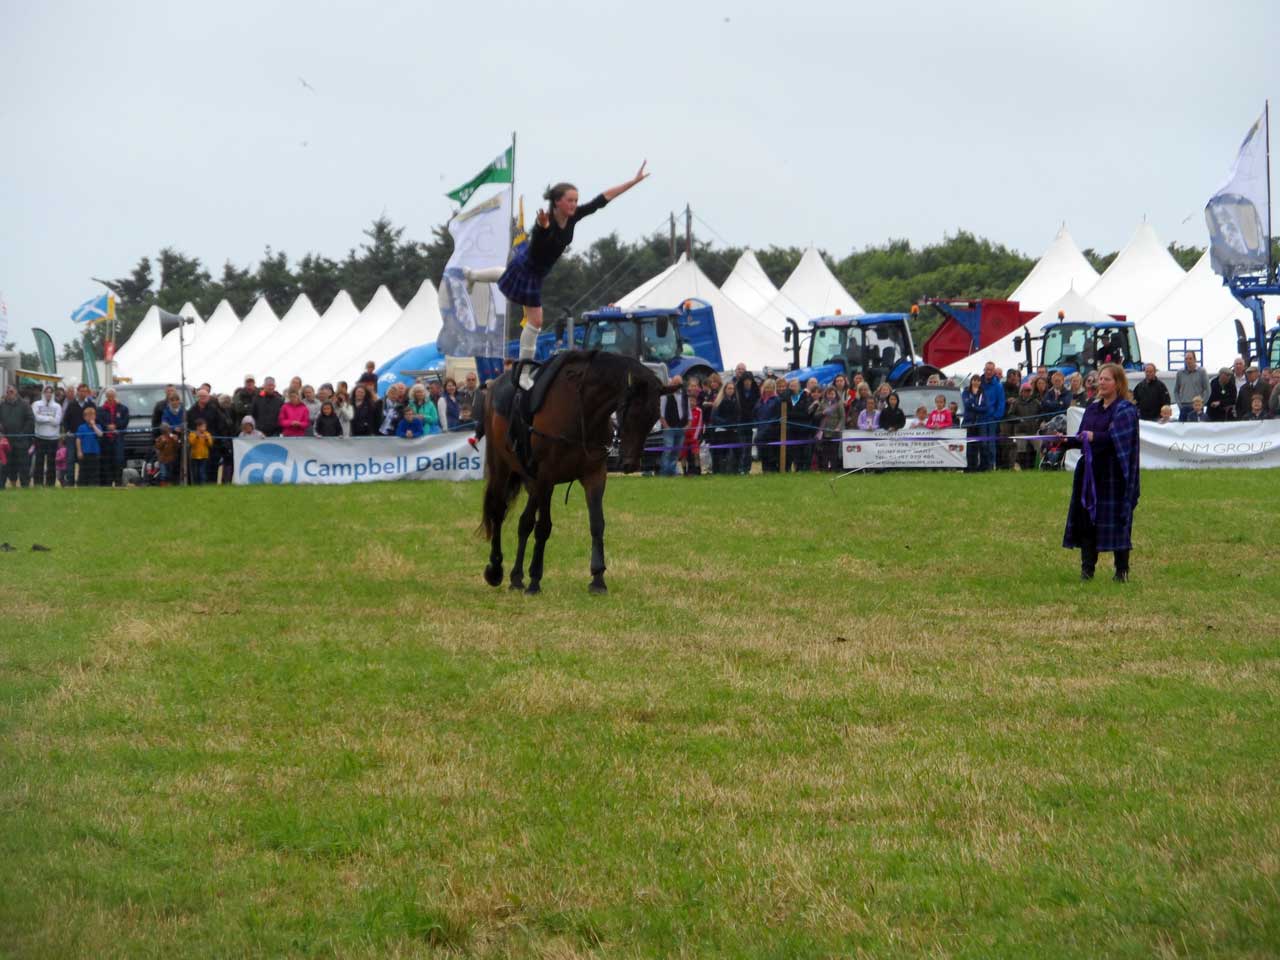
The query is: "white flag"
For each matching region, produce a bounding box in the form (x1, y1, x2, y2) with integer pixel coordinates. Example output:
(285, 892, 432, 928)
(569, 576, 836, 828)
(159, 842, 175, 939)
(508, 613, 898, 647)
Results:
(1205, 112, 1270, 278)
(438, 188, 511, 357)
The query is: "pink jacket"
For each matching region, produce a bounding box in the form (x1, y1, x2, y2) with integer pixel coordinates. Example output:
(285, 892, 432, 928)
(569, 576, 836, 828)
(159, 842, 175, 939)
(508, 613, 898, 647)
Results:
(278, 402, 310, 437)
(925, 408, 953, 429)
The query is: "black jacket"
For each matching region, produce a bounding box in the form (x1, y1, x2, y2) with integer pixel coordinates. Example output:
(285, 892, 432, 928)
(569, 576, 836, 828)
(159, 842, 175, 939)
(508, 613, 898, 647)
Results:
(1132, 377, 1171, 421)
(879, 405, 907, 430)
(186, 400, 225, 436)
(662, 393, 688, 429)
(252, 391, 285, 437)
(350, 399, 379, 436)
(1207, 378, 1236, 421)
(62, 397, 96, 435)
(314, 412, 343, 437)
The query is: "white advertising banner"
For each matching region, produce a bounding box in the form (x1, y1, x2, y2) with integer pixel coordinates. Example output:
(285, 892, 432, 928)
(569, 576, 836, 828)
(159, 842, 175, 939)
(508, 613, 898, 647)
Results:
(1065, 407, 1280, 470)
(233, 434, 484, 485)
(842, 428, 968, 470)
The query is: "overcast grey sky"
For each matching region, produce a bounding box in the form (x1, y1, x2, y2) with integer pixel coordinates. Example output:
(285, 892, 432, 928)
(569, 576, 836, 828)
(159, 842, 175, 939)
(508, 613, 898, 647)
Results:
(2, 0, 1277, 353)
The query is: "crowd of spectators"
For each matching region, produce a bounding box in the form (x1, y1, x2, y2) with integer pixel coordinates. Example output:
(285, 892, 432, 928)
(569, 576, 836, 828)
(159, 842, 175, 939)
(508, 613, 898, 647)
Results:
(2, 354, 1277, 487)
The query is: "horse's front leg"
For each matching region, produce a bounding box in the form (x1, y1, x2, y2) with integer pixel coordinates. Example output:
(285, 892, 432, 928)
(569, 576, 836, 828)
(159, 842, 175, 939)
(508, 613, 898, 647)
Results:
(584, 471, 608, 594)
(524, 485, 554, 595)
(509, 492, 537, 591)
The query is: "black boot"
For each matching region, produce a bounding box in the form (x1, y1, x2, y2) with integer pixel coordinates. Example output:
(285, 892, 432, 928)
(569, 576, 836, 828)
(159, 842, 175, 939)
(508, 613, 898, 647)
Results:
(1080, 545, 1098, 581)
(1113, 550, 1130, 583)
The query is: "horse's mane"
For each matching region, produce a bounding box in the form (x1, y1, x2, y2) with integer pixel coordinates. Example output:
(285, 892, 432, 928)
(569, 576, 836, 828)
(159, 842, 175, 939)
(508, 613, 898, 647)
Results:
(563, 349, 662, 393)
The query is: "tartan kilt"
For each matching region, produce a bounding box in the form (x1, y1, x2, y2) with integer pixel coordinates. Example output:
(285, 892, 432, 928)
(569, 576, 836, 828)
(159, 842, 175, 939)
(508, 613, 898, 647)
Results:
(498, 253, 544, 308)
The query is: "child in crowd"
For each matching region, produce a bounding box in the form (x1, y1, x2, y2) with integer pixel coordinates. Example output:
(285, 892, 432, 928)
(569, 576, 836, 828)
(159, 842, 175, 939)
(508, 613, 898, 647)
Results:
(314, 400, 343, 437)
(911, 405, 929, 429)
(948, 400, 961, 426)
(396, 407, 425, 438)
(155, 423, 180, 484)
(239, 416, 264, 439)
(75, 405, 103, 487)
(55, 443, 68, 487)
(1157, 405, 1174, 424)
(188, 419, 213, 484)
(0, 429, 9, 474)
(1187, 396, 1208, 422)
(926, 394, 953, 429)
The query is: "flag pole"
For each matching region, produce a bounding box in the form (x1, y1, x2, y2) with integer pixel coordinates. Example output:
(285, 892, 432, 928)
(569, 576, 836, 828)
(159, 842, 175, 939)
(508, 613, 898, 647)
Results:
(510, 130, 518, 250)
(1265, 99, 1273, 283)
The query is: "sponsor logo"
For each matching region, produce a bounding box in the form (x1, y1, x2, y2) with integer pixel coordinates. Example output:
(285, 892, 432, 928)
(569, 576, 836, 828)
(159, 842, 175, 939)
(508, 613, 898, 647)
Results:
(238, 443, 297, 484)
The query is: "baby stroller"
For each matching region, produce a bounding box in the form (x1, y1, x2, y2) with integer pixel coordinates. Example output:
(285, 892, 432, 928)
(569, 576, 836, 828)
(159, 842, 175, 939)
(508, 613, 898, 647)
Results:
(1039, 414, 1068, 470)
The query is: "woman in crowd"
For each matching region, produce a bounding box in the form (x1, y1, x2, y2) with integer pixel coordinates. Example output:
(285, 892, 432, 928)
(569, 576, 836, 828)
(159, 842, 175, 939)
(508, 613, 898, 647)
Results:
(441, 378, 462, 432)
(1042, 371, 1071, 417)
(831, 374, 851, 415)
(301, 385, 321, 435)
(856, 395, 880, 432)
(314, 400, 343, 437)
(1068, 372, 1087, 408)
(1207, 367, 1237, 421)
(377, 384, 404, 436)
(407, 383, 441, 435)
(814, 384, 846, 471)
(1062, 363, 1140, 583)
(96, 387, 130, 486)
(350, 384, 379, 437)
(962, 374, 987, 471)
(278, 388, 311, 437)
(1083, 372, 1099, 405)
(333, 386, 353, 437)
(754, 378, 781, 473)
(874, 382, 892, 410)
(879, 392, 906, 431)
(736, 372, 759, 474)
(710, 380, 743, 475)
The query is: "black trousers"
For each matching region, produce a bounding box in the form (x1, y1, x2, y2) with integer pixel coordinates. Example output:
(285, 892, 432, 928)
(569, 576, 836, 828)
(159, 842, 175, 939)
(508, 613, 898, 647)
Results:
(77, 453, 100, 487)
(3, 443, 29, 487)
(32, 438, 58, 486)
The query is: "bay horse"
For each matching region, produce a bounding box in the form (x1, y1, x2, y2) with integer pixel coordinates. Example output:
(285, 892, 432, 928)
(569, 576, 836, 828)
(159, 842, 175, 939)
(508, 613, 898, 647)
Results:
(480, 350, 674, 595)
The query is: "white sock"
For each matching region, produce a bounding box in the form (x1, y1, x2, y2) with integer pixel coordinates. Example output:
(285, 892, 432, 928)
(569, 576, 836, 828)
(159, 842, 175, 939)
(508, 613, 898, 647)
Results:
(518, 323, 541, 361)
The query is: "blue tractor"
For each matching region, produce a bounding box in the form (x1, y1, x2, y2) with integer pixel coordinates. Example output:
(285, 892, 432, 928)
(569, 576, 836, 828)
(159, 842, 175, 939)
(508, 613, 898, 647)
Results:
(1012, 319, 1143, 377)
(1225, 273, 1279, 370)
(783, 313, 945, 388)
(549, 300, 723, 384)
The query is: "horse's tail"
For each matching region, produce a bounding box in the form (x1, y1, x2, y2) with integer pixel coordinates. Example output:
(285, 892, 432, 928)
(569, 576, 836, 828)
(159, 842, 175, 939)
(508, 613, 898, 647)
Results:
(479, 467, 522, 541)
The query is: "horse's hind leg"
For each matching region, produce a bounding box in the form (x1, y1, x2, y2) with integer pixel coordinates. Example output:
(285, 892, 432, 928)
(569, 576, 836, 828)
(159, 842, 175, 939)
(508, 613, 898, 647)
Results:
(584, 471, 608, 595)
(483, 470, 515, 587)
(524, 485, 554, 595)
(509, 491, 537, 591)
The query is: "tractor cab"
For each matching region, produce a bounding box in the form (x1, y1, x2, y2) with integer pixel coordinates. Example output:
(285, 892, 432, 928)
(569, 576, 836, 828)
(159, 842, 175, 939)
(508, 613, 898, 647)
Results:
(786, 313, 943, 389)
(576, 302, 721, 385)
(1032, 321, 1142, 376)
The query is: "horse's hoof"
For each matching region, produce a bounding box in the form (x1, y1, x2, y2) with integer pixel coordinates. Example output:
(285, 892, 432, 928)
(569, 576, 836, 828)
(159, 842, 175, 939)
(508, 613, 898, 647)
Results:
(588, 580, 608, 595)
(524, 583, 541, 596)
(484, 564, 503, 587)
(508, 579, 525, 591)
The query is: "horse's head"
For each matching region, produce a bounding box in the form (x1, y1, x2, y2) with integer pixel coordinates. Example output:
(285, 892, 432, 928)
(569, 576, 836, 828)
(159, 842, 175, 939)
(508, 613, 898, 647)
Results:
(616, 367, 678, 473)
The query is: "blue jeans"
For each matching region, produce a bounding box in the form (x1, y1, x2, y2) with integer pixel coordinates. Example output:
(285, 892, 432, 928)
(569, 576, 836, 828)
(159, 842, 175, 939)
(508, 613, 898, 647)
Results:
(978, 422, 997, 471)
(660, 427, 684, 476)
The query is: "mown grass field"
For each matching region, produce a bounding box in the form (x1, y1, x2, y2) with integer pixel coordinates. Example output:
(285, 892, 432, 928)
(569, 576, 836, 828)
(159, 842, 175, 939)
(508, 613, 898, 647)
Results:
(2, 470, 1278, 958)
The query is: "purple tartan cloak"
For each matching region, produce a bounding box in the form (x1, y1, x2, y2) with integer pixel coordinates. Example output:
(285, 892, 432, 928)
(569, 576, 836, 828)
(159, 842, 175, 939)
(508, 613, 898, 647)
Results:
(1063, 398, 1140, 553)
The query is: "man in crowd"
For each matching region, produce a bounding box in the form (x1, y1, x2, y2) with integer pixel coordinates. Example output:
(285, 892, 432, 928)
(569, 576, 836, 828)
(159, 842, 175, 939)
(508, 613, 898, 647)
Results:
(187, 388, 227, 478)
(1132, 363, 1172, 421)
(1236, 365, 1269, 419)
(31, 385, 62, 487)
(232, 376, 258, 427)
(60, 383, 96, 486)
(252, 377, 284, 437)
(0, 385, 35, 488)
(1174, 351, 1209, 422)
(457, 371, 478, 424)
(659, 374, 686, 477)
(980, 361, 1006, 471)
(1232, 356, 1247, 392)
(151, 385, 179, 436)
(1207, 367, 1236, 421)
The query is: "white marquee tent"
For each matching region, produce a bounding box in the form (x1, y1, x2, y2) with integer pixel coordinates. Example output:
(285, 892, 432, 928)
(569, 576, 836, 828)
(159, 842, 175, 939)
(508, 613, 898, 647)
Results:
(755, 247, 864, 330)
(283, 291, 360, 385)
(299, 285, 400, 386)
(943, 287, 1117, 380)
(125, 302, 206, 384)
(320, 281, 441, 386)
(245, 293, 323, 384)
(183, 298, 242, 377)
(112, 305, 162, 372)
(618, 254, 785, 371)
(1008, 225, 1101, 312)
(1134, 251, 1253, 370)
(200, 298, 279, 390)
(720, 250, 780, 317)
(1084, 222, 1185, 322)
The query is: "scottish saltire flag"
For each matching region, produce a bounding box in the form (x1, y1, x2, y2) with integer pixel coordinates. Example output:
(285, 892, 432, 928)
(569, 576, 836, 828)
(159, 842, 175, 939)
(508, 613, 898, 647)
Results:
(71, 292, 115, 324)
(437, 189, 511, 359)
(445, 145, 514, 206)
(1205, 111, 1271, 278)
